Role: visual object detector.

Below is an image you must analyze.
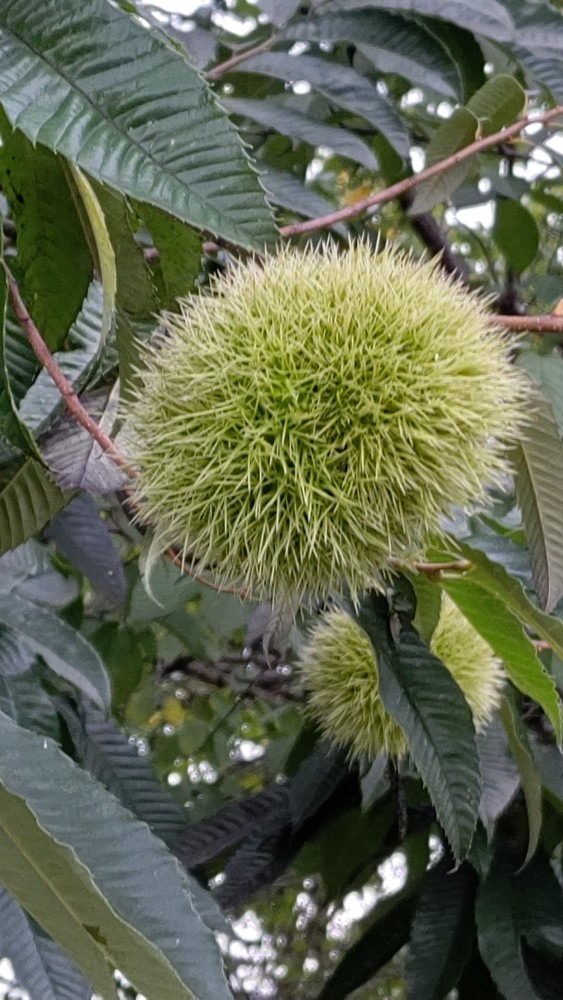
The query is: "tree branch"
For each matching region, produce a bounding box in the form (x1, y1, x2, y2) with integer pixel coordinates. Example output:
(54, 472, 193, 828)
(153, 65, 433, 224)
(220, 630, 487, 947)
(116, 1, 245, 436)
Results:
(3, 263, 132, 473)
(495, 313, 563, 333)
(279, 105, 563, 238)
(206, 35, 276, 81)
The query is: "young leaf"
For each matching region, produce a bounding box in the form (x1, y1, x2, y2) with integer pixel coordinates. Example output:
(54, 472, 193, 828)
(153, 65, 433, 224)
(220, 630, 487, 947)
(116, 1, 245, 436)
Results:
(240, 52, 410, 157)
(513, 388, 563, 614)
(454, 542, 563, 743)
(0, 459, 70, 555)
(440, 574, 561, 742)
(0, 593, 110, 710)
(0, 711, 233, 1000)
(493, 198, 539, 275)
(0, 0, 276, 252)
(45, 495, 126, 607)
(353, 592, 481, 861)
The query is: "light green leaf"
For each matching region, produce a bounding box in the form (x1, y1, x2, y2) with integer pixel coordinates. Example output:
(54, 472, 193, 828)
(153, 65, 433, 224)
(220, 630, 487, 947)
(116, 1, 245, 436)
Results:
(500, 693, 542, 868)
(93, 186, 157, 318)
(513, 386, 563, 612)
(0, 592, 110, 710)
(440, 574, 561, 743)
(353, 592, 480, 861)
(285, 10, 460, 97)
(0, 0, 276, 252)
(466, 74, 526, 136)
(139, 204, 203, 310)
(241, 52, 410, 157)
(316, 0, 514, 42)
(410, 107, 478, 214)
(454, 542, 563, 743)
(0, 711, 233, 999)
(0, 458, 70, 555)
(224, 98, 379, 170)
(493, 198, 539, 274)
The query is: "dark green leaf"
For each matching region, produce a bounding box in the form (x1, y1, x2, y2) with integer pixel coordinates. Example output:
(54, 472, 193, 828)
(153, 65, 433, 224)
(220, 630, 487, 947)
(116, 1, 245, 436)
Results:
(317, 0, 514, 42)
(406, 856, 476, 999)
(0, 593, 110, 710)
(289, 742, 348, 829)
(0, 122, 92, 352)
(45, 495, 126, 607)
(59, 697, 186, 845)
(477, 716, 519, 835)
(477, 870, 540, 1000)
(139, 204, 203, 310)
(240, 52, 410, 157)
(353, 592, 480, 861)
(517, 351, 563, 450)
(0, 711, 232, 999)
(0, 459, 70, 555)
(0, 0, 276, 251)
(493, 198, 539, 274)
(512, 386, 563, 612)
(285, 10, 460, 97)
(224, 98, 379, 170)
(0, 888, 91, 1000)
(0, 664, 60, 739)
(93, 185, 157, 318)
(260, 167, 345, 232)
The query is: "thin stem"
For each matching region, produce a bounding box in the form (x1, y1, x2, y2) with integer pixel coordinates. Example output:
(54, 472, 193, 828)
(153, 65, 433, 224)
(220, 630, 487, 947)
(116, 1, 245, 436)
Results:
(279, 105, 563, 237)
(3, 262, 132, 473)
(206, 34, 276, 81)
(495, 313, 563, 333)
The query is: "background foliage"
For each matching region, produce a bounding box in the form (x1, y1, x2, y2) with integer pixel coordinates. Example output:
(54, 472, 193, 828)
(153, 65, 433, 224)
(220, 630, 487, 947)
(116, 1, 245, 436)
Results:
(1, 0, 563, 997)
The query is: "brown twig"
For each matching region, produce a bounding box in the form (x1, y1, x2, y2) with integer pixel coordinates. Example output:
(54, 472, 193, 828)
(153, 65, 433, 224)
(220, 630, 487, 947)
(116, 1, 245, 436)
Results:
(206, 35, 276, 81)
(279, 105, 563, 238)
(412, 559, 472, 575)
(495, 314, 563, 334)
(3, 262, 132, 473)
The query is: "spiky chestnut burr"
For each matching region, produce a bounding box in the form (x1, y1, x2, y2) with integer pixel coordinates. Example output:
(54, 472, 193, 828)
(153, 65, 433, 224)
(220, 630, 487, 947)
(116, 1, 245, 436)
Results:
(124, 242, 526, 604)
(299, 596, 505, 760)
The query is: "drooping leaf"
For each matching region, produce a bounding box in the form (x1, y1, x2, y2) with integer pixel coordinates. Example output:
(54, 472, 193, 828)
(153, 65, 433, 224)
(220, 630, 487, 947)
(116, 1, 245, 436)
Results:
(58, 697, 186, 845)
(285, 10, 460, 97)
(493, 198, 539, 274)
(240, 52, 410, 157)
(518, 350, 563, 436)
(172, 786, 290, 868)
(454, 542, 563, 743)
(477, 716, 520, 836)
(0, 119, 92, 352)
(224, 98, 379, 170)
(93, 185, 157, 318)
(406, 856, 476, 999)
(500, 693, 542, 868)
(45, 494, 126, 607)
(512, 386, 563, 613)
(353, 592, 480, 861)
(216, 818, 293, 911)
(316, 0, 514, 43)
(0, 664, 60, 740)
(0, 0, 277, 252)
(0, 593, 110, 710)
(318, 834, 429, 1000)
(0, 458, 70, 555)
(0, 624, 36, 677)
(410, 107, 478, 214)
(0, 888, 91, 1000)
(440, 574, 561, 744)
(40, 385, 129, 493)
(0, 256, 37, 455)
(0, 711, 233, 1000)
(288, 742, 349, 828)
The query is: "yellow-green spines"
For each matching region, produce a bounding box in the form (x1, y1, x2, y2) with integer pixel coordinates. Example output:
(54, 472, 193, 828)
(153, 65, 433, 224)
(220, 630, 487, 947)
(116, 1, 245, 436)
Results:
(299, 596, 504, 760)
(125, 242, 526, 604)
